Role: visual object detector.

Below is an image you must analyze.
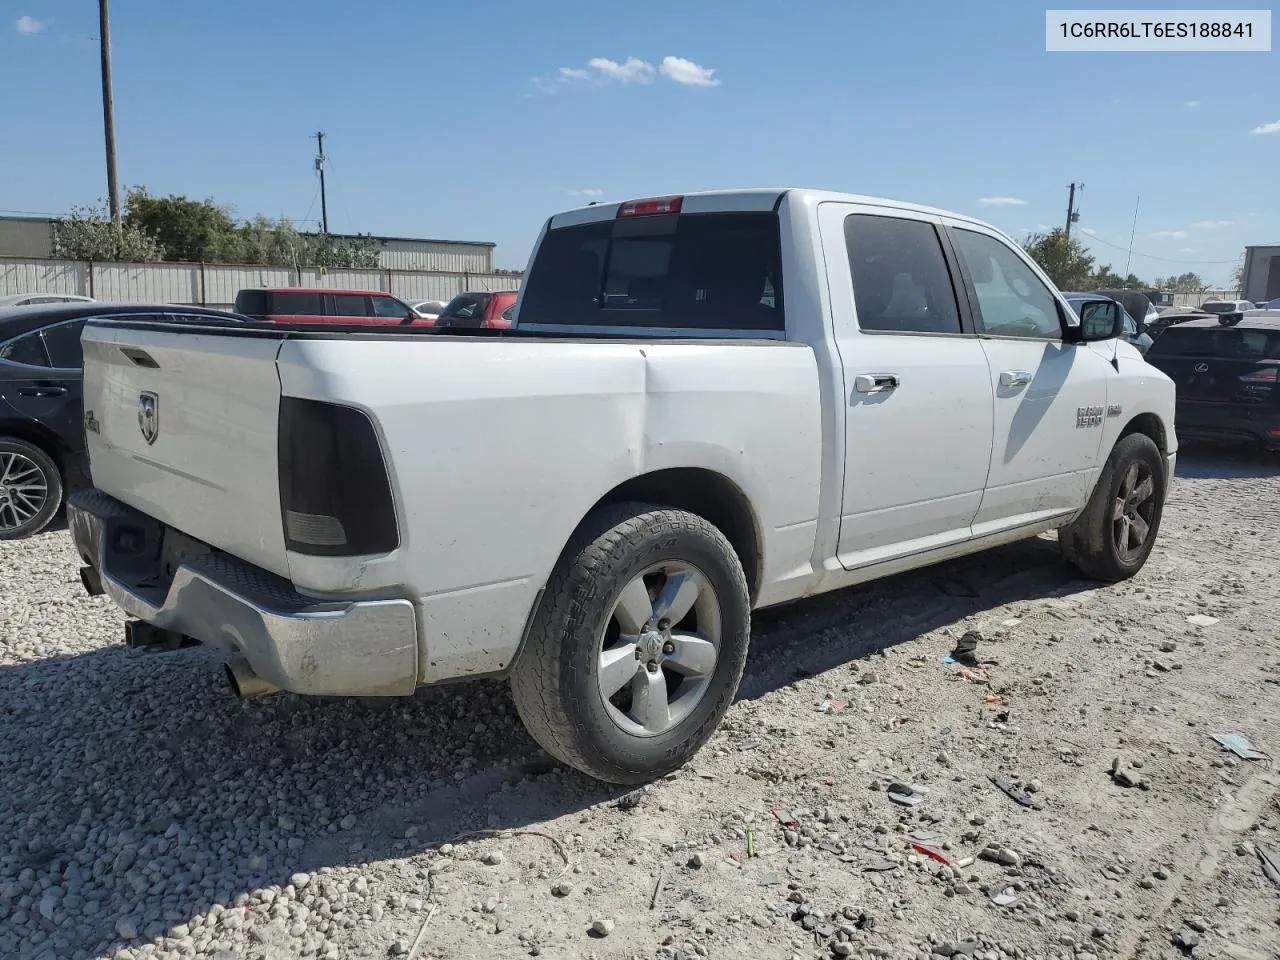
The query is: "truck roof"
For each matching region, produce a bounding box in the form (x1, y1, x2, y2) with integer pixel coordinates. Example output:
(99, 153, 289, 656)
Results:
(547, 188, 997, 232)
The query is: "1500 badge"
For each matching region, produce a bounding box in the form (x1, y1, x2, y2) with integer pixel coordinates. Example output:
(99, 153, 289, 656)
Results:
(1076, 405, 1104, 428)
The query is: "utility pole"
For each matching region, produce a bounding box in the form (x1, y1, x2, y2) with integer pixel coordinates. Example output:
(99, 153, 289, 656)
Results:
(98, 0, 121, 232)
(1064, 182, 1082, 239)
(313, 132, 329, 234)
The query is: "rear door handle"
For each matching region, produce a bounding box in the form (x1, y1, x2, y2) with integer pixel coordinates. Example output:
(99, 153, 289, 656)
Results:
(999, 370, 1033, 388)
(853, 373, 900, 394)
(18, 386, 68, 398)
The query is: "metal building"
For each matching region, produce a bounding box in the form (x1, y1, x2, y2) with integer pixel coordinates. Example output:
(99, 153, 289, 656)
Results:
(0, 215, 496, 273)
(1241, 245, 1280, 305)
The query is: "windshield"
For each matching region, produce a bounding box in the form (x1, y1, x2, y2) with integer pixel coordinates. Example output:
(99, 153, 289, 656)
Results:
(518, 211, 784, 332)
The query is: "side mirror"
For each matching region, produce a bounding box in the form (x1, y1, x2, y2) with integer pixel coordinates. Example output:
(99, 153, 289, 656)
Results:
(1076, 300, 1122, 342)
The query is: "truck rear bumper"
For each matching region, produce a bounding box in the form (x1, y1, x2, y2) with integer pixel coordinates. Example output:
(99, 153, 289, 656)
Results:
(67, 489, 419, 696)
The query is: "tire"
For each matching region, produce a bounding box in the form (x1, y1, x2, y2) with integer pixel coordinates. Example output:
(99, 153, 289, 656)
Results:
(1059, 432, 1165, 582)
(0, 438, 63, 540)
(510, 502, 751, 784)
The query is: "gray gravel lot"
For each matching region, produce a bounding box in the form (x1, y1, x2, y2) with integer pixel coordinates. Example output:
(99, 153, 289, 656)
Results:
(2, 449, 1279, 960)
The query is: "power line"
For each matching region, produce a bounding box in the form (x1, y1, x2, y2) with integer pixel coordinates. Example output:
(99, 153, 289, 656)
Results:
(1081, 230, 1242, 264)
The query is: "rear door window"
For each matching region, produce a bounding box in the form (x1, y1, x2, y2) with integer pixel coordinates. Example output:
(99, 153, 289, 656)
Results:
(331, 294, 372, 317)
(267, 292, 325, 315)
(41, 319, 88, 368)
(518, 212, 784, 332)
(843, 215, 962, 334)
(0, 331, 50, 366)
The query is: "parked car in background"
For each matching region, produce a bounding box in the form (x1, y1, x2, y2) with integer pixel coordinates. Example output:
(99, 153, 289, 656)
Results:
(409, 300, 448, 323)
(0, 302, 246, 539)
(433, 290, 520, 329)
(1063, 294, 1153, 353)
(69, 188, 1175, 784)
(233, 289, 422, 326)
(1200, 299, 1256, 315)
(1144, 312, 1280, 451)
(0, 293, 95, 308)
(1149, 304, 1213, 337)
(1093, 289, 1161, 332)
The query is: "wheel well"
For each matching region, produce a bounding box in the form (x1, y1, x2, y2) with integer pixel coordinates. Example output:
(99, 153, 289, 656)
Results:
(0, 422, 65, 474)
(1118, 413, 1167, 453)
(594, 468, 763, 603)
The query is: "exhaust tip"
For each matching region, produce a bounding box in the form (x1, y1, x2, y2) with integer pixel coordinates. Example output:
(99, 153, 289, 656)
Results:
(225, 658, 280, 699)
(79, 566, 104, 597)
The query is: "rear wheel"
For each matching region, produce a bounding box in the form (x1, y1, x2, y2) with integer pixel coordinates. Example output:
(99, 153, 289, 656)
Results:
(510, 503, 750, 784)
(1060, 433, 1165, 582)
(0, 438, 62, 540)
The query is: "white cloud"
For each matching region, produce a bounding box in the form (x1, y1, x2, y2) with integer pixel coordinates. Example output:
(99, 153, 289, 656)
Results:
(1252, 120, 1280, 135)
(659, 56, 720, 87)
(1191, 219, 1233, 229)
(1185, 100, 1201, 108)
(588, 56, 655, 84)
(559, 67, 589, 81)
(1080, 227, 1098, 235)
(1179, 247, 1196, 253)
(15, 15, 48, 34)
(566, 188, 604, 197)
(1151, 230, 1188, 240)
(978, 197, 1028, 206)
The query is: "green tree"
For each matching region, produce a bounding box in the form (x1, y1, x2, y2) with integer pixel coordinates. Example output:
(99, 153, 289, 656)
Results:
(1022, 229, 1095, 291)
(52, 203, 165, 261)
(124, 188, 245, 263)
(1233, 262, 1244, 290)
(1089, 265, 1125, 289)
(1155, 271, 1206, 294)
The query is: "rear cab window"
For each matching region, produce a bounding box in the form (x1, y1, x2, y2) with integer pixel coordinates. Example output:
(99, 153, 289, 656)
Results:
(518, 210, 784, 334)
(843, 215, 962, 335)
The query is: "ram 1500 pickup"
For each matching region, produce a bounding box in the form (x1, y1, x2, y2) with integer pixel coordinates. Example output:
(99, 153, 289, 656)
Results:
(68, 189, 1177, 783)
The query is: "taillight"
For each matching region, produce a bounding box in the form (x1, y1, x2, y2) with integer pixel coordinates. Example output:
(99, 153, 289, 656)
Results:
(278, 398, 399, 556)
(617, 195, 683, 218)
(1239, 368, 1279, 385)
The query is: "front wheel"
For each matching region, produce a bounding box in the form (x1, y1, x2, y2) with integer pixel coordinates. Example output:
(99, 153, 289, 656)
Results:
(510, 503, 750, 784)
(1060, 432, 1166, 582)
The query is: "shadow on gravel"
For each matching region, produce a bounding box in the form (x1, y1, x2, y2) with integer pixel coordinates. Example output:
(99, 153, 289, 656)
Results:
(0, 534, 1097, 959)
(1174, 444, 1280, 480)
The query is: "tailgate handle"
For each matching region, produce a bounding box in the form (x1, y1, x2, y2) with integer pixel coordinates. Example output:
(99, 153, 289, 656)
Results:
(120, 347, 160, 369)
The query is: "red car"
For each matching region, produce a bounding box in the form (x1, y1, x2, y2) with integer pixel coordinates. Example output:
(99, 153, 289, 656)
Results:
(233, 289, 424, 326)
(433, 291, 519, 330)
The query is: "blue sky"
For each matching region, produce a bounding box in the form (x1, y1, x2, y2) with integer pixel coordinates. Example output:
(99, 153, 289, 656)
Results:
(3, 0, 1277, 284)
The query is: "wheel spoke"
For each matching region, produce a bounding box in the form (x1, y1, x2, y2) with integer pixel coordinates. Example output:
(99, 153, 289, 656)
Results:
(1120, 463, 1138, 499)
(613, 577, 653, 635)
(652, 570, 700, 626)
(1131, 474, 1155, 506)
(631, 668, 670, 732)
(665, 632, 717, 677)
(0, 453, 13, 484)
(598, 642, 641, 698)
(1112, 496, 1127, 520)
(1116, 515, 1131, 550)
(1129, 512, 1150, 545)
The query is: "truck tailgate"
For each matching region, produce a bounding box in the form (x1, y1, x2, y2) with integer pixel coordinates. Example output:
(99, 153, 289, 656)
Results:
(81, 323, 291, 578)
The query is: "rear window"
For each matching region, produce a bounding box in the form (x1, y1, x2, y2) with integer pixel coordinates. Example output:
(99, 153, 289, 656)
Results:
(1199, 302, 1235, 315)
(440, 294, 491, 320)
(518, 212, 784, 332)
(1149, 326, 1280, 358)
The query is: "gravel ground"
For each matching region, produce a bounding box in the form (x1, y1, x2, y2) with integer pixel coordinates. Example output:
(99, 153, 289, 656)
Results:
(3, 448, 1280, 960)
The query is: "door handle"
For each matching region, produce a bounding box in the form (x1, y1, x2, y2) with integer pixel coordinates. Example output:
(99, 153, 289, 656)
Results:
(18, 386, 68, 398)
(999, 370, 1033, 388)
(854, 373, 900, 394)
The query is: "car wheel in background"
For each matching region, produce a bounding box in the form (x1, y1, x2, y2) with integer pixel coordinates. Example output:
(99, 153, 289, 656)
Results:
(0, 438, 63, 540)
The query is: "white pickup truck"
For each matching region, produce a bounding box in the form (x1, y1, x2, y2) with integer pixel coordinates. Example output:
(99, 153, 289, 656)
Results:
(69, 189, 1176, 783)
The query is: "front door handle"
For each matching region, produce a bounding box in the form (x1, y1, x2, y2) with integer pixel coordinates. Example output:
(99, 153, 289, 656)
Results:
(999, 370, 1033, 389)
(18, 386, 68, 398)
(854, 373, 900, 394)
